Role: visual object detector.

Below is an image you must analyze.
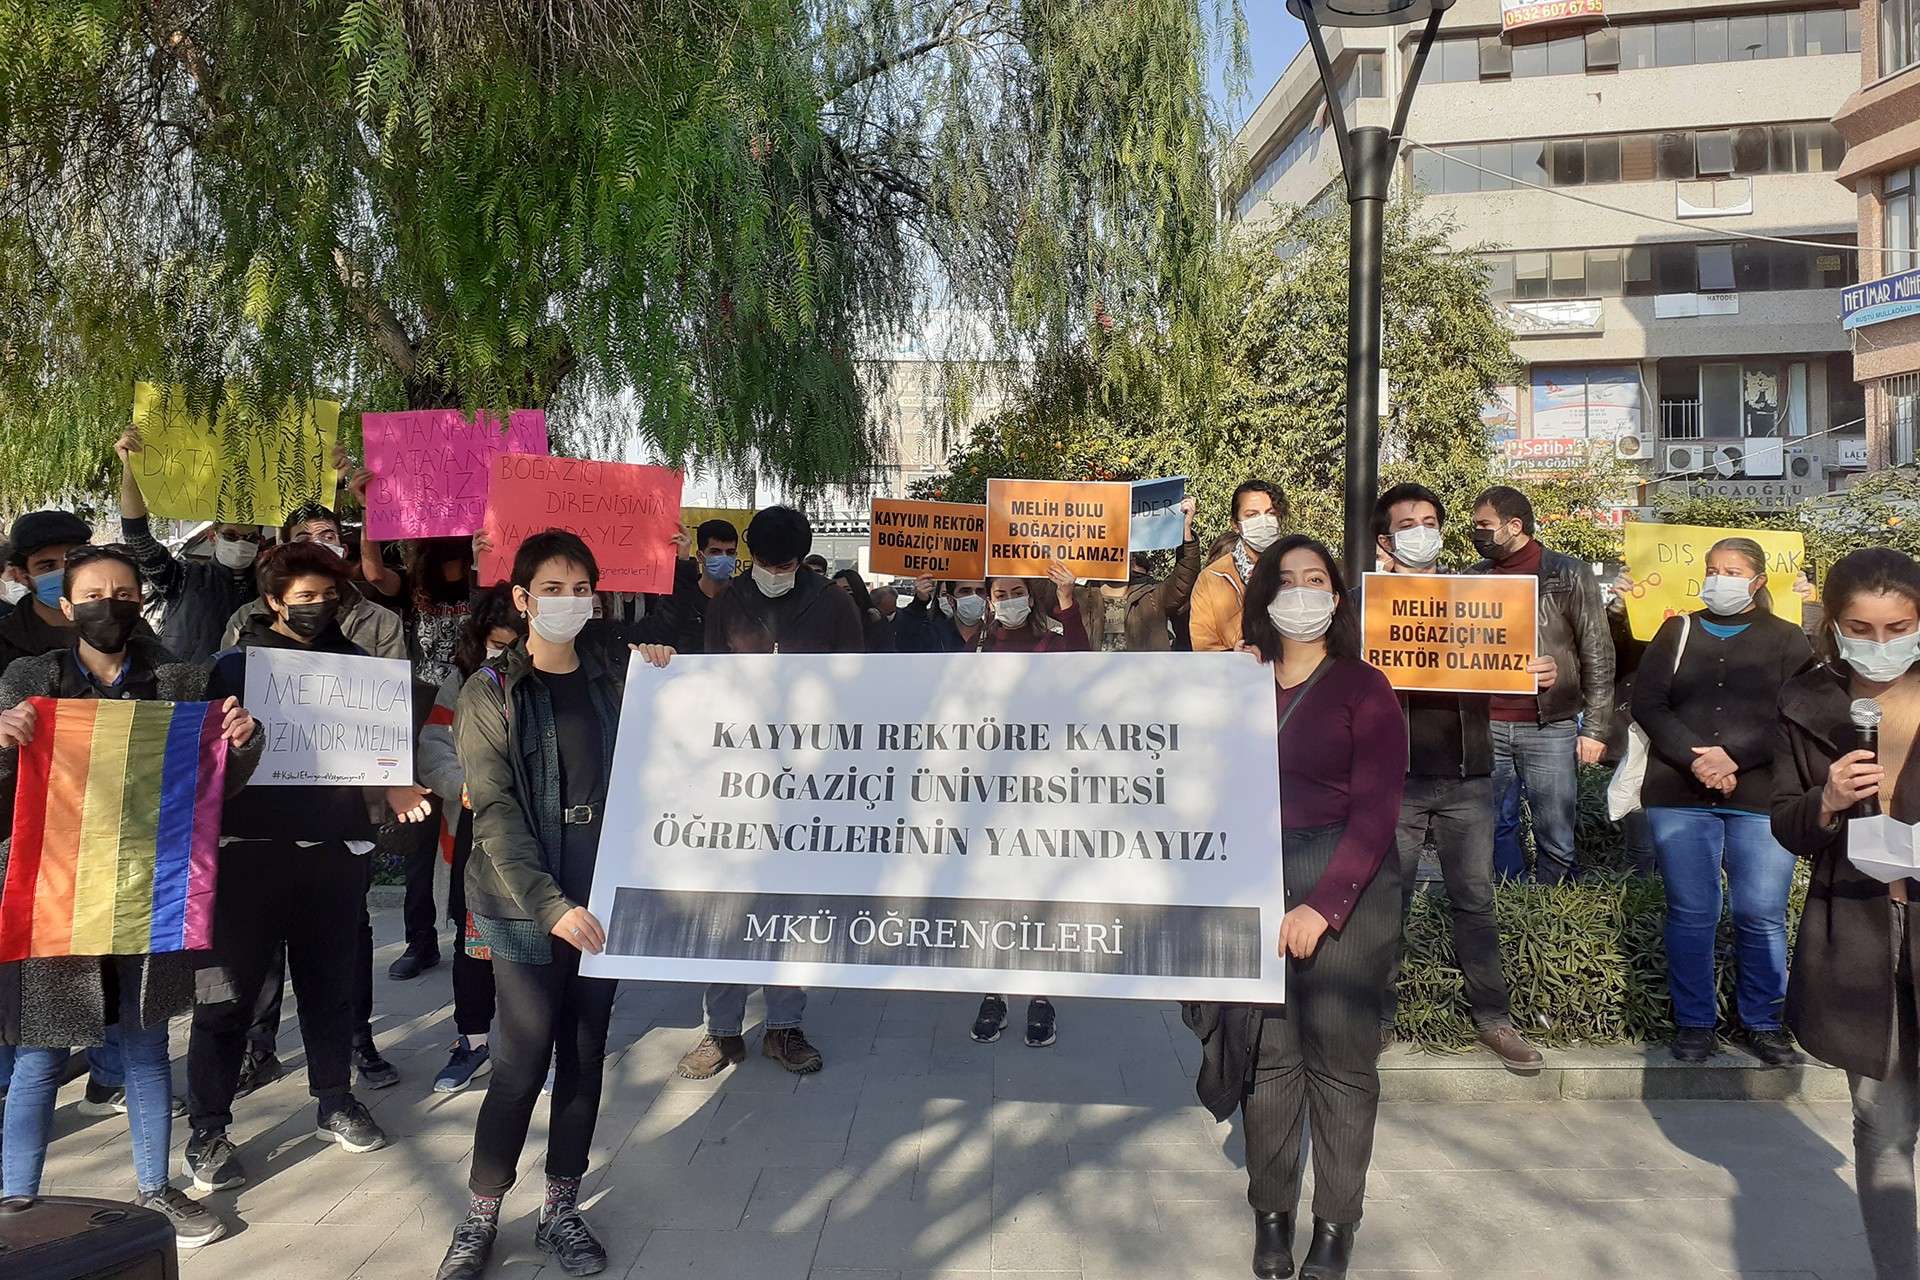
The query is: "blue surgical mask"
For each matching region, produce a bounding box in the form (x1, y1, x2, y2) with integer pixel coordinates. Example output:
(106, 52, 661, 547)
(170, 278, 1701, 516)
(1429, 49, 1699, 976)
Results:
(703, 553, 738, 582)
(32, 569, 62, 608)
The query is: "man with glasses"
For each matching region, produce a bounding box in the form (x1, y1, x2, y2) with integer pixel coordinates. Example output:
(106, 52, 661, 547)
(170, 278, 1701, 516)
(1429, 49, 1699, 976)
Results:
(217, 506, 405, 661)
(893, 576, 991, 651)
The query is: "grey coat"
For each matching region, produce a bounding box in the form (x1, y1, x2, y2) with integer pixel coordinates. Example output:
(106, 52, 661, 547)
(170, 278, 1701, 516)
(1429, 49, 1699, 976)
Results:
(0, 650, 262, 1046)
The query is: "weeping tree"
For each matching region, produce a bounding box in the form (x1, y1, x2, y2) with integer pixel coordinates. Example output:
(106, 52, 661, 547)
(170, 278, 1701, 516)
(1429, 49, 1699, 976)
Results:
(0, 0, 1243, 506)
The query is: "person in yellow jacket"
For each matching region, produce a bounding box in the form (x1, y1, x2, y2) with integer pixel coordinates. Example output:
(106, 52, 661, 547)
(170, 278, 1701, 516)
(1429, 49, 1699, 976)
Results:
(1190, 480, 1287, 652)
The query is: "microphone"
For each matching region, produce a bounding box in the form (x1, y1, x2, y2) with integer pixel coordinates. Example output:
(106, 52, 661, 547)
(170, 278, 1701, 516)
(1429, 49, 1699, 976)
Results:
(1852, 698, 1883, 820)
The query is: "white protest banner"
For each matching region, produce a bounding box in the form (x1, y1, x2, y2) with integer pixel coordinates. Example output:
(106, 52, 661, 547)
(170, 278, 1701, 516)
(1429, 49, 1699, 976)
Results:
(243, 649, 415, 786)
(580, 652, 1286, 1003)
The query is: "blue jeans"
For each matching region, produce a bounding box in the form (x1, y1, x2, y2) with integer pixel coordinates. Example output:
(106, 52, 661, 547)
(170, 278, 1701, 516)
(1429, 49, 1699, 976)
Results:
(1648, 806, 1796, 1031)
(3, 964, 176, 1195)
(0, 1039, 123, 1092)
(703, 984, 807, 1037)
(1491, 719, 1580, 883)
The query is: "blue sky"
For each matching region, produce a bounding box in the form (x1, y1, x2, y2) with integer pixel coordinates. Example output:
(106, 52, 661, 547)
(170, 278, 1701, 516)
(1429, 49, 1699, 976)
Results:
(1218, 9, 1309, 133)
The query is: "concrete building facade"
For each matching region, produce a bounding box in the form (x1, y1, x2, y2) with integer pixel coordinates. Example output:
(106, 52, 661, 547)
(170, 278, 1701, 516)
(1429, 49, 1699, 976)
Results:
(1233, 0, 1869, 511)
(1835, 0, 1920, 467)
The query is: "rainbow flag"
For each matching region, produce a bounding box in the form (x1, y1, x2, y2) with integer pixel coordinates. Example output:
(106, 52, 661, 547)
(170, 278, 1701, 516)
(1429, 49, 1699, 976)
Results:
(0, 698, 228, 961)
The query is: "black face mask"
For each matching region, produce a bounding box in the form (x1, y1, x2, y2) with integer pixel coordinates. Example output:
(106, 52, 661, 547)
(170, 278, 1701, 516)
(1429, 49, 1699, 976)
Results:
(70, 599, 142, 654)
(1471, 528, 1508, 563)
(281, 599, 341, 639)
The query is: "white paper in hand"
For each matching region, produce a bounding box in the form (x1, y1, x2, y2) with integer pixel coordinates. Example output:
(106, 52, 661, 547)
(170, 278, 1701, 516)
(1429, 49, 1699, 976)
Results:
(1848, 814, 1920, 884)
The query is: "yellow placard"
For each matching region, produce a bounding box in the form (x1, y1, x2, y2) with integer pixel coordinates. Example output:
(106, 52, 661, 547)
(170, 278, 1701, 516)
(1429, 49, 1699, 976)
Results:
(1361, 573, 1541, 694)
(1623, 521, 1806, 641)
(680, 507, 755, 572)
(130, 382, 340, 525)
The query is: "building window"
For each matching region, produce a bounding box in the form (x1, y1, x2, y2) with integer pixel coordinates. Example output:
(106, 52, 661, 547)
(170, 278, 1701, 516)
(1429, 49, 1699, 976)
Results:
(1887, 373, 1920, 466)
(1413, 123, 1847, 194)
(1483, 239, 1856, 300)
(1531, 366, 1644, 441)
(1884, 0, 1920, 77)
(1887, 167, 1918, 272)
(1660, 360, 1794, 439)
(1432, 6, 1857, 83)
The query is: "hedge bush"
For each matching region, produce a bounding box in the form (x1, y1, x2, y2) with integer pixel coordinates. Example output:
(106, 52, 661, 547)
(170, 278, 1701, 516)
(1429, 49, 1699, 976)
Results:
(1391, 766, 1811, 1050)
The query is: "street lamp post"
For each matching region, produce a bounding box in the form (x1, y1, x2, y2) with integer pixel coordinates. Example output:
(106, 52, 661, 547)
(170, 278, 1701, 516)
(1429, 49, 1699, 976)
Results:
(1285, 0, 1453, 579)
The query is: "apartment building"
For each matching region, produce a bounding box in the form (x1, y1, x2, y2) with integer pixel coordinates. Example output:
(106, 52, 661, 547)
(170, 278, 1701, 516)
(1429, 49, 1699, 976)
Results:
(1836, 0, 1920, 467)
(1234, 0, 1867, 511)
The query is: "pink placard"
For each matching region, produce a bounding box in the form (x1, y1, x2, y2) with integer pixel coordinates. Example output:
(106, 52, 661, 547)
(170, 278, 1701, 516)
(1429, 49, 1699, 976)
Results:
(362, 410, 549, 540)
(479, 454, 683, 594)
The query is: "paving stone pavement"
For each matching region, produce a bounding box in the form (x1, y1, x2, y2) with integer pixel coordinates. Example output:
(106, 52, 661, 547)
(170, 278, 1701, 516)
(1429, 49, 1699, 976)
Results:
(30, 911, 1876, 1280)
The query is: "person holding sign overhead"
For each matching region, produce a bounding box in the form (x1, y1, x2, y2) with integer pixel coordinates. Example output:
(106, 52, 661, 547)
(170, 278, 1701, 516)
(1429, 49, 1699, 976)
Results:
(1632, 538, 1811, 1066)
(1230, 534, 1405, 1280)
(678, 506, 859, 1081)
(0, 546, 261, 1249)
(1190, 480, 1286, 653)
(1073, 496, 1202, 652)
(1369, 485, 1548, 1072)
(981, 563, 1089, 653)
(438, 531, 673, 1280)
(1772, 548, 1920, 1279)
(185, 542, 424, 1194)
(894, 576, 990, 652)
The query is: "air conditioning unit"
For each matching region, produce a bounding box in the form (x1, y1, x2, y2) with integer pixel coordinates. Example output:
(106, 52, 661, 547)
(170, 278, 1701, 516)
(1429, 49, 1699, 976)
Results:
(1665, 444, 1706, 475)
(1786, 447, 1825, 481)
(1615, 433, 1648, 461)
(1744, 437, 1785, 478)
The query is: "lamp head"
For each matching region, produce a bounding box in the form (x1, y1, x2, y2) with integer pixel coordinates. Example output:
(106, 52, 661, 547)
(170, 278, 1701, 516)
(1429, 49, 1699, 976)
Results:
(1285, 0, 1454, 26)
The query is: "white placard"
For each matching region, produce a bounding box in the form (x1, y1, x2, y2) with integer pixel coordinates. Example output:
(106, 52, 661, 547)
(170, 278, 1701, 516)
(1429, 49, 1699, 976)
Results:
(580, 652, 1287, 1003)
(243, 648, 414, 786)
(1849, 814, 1920, 884)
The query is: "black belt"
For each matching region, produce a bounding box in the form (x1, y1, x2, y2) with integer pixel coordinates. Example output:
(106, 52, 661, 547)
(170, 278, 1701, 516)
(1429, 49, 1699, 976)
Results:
(562, 804, 599, 825)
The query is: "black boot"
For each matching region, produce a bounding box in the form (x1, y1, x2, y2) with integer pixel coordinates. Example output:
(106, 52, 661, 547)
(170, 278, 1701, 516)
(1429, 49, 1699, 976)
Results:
(1251, 1210, 1294, 1279)
(1299, 1217, 1356, 1280)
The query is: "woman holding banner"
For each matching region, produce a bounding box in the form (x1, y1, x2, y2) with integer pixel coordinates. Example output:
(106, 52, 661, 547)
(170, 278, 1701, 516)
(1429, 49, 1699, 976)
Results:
(1632, 537, 1810, 1066)
(0, 546, 261, 1247)
(1234, 535, 1406, 1280)
(438, 531, 672, 1280)
(1774, 548, 1920, 1280)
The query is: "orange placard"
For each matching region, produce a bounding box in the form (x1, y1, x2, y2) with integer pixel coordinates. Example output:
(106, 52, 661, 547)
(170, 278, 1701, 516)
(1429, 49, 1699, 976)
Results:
(1360, 573, 1540, 695)
(869, 499, 988, 580)
(985, 479, 1131, 582)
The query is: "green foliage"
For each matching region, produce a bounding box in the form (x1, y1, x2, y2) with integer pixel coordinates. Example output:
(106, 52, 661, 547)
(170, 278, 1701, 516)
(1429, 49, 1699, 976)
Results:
(0, 0, 1245, 506)
(918, 197, 1628, 563)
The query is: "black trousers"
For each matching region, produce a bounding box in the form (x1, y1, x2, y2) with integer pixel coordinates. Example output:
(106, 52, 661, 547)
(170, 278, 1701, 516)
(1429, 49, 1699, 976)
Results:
(246, 857, 377, 1056)
(392, 805, 443, 949)
(467, 939, 616, 1197)
(1381, 775, 1513, 1030)
(189, 840, 363, 1132)
(448, 811, 495, 1038)
(1244, 823, 1400, 1225)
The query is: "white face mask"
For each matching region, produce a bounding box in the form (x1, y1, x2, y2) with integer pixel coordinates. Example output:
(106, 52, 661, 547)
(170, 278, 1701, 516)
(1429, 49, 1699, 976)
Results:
(484, 645, 507, 661)
(214, 537, 258, 570)
(1239, 513, 1281, 553)
(1390, 526, 1444, 569)
(1268, 588, 1338, 642)
(1836, 629, 1920, 684)
(316, 539, 347, 557)
(1699, 575, 1756, 617)
(526, 595, 593, 644)
(0, 579, 27, 606)
(952, 594, 987, 626)
(752, 563, 797, 598)
(993, 596, 1032, 628)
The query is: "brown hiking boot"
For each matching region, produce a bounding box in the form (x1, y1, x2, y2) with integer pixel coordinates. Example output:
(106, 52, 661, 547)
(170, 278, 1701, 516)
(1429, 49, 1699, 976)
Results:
(761, 1027, 824, 1074)
(1477, 1025, 1545, 1072)
(674, 1033, 747, 1080)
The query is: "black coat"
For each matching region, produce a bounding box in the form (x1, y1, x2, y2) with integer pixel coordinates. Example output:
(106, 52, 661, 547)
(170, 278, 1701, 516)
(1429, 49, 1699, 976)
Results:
(1182, 1001, 1266, 1121)
(1772, 662, 1920, 1079)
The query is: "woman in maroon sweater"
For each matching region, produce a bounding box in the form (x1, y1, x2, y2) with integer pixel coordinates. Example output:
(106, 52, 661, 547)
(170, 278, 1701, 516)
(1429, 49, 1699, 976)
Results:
(979, 564, 1090, 653)
(1237, 535, 1407, 1280)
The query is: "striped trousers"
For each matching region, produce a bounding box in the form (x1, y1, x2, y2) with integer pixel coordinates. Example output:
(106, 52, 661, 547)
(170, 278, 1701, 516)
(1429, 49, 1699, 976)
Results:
(1244, 821, 1401, 1225)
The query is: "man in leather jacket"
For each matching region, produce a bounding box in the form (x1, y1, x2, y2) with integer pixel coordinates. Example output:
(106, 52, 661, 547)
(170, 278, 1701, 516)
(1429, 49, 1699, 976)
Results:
(1469, 486, 1615, 883)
